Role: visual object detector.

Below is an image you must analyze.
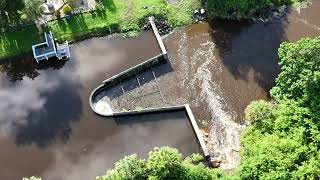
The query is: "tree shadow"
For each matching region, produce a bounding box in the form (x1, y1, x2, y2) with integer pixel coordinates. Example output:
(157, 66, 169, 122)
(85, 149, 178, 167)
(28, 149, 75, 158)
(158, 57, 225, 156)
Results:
(104, 0, 117, 12)
(57, 18, 67, 31)
(67, 13, 89, 35)
(90, 8, 107, 20)
(209, 13, 289, 91)
(0, 55, 66, 82)
(97, 9, 107, 19)
(0, 25, 40, 59)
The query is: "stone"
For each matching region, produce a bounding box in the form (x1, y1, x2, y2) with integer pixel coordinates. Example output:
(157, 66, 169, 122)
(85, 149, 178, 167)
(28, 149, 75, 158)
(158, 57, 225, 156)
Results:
(201, 129, 209, 136)
(211, 160, 221, 168)
(200, 8, 206, 15)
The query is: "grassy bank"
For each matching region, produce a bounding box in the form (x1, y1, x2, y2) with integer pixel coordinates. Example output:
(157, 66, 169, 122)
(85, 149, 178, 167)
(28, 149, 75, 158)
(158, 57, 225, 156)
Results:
(0, 0, 200, 60)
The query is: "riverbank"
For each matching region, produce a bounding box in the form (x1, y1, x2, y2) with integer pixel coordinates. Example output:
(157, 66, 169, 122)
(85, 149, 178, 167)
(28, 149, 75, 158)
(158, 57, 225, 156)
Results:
(1, 0, 310, 60)
(0, 0, 200, 60)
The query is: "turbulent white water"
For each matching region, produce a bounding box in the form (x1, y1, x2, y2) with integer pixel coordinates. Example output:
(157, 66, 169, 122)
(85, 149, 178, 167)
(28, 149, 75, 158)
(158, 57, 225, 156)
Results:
(173, 31, 245, 169)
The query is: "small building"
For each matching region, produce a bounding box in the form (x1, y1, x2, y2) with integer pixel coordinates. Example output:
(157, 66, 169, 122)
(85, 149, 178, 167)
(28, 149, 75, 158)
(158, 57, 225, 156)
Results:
(32, 31, 70, 63)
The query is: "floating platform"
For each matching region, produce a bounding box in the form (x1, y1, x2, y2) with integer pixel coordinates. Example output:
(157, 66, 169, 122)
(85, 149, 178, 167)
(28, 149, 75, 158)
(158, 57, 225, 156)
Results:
(32, 31, 70, 63)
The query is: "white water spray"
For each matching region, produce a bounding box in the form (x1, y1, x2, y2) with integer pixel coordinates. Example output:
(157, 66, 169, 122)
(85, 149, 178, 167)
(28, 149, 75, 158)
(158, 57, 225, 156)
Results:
(172, 31, 245, 169)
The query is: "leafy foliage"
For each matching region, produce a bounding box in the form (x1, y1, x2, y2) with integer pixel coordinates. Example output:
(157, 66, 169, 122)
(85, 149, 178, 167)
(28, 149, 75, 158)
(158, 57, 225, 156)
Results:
(240, 37, 320, 179)
(271, 37, 320, 115)
(244, 100, 274, 132)
(24, 0, 44, 21)
(98, 154, 146, 180)
(147, 147, 184, 179)
(0, 0, 24, 26)
(202, 0, 302, 19)
(97, 146, 232, 180)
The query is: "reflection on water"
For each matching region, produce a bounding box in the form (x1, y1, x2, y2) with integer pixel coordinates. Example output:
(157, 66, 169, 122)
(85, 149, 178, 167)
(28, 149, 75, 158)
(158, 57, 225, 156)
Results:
(0, 1, 319, 178)
(0, 32, 202, 180)
(160, 1, 320, 169)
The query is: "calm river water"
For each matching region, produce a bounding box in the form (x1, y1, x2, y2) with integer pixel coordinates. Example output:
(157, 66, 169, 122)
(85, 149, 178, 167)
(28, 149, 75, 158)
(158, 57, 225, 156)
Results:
(0, 1, 319, 179)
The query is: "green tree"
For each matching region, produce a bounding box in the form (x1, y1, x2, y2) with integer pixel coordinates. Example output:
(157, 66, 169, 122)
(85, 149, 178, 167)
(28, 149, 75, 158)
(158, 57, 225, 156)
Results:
(271, 37, 320, 114)
(98, 154, 146, 180)
(146, 146, 184, 180)
(24, 0, 44, 22)
(97, 147, 232, 180)
(245, 100, 274, 132)
(240, 36, 320, 180)
(0, 0, 24, 26)
(202, 0, 302, 19)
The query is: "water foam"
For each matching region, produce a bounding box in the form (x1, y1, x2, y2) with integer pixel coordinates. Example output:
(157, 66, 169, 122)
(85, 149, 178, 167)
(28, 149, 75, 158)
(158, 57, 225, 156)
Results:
(173, 31, 245, 169)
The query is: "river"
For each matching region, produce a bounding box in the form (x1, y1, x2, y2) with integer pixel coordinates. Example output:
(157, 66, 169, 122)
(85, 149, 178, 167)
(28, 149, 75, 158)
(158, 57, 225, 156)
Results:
(160, 1, 320, 168)
(0, 1, 319, 179)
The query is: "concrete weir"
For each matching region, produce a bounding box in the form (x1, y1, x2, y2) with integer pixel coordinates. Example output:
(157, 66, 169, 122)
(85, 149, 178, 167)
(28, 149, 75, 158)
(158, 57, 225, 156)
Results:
(89, 16, 168, 116)
(89, 17, 211, 160)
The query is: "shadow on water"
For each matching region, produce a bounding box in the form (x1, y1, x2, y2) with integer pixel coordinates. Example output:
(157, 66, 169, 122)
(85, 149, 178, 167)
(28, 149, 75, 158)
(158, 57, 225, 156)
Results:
(0, 57, 82, 147)
(113, 110, 186, 125)
(0, 55, 66, 82)
(209, 14, 290, 91)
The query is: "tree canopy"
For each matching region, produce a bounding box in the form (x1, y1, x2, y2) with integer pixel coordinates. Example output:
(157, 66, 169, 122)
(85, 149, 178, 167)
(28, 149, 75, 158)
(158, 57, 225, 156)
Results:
(0, 0, 24, 26)
(239, 37, 320, 179)
(23, 0, 44, 22)
(97, 147, 230, 180)
(202, 0, 303, 19)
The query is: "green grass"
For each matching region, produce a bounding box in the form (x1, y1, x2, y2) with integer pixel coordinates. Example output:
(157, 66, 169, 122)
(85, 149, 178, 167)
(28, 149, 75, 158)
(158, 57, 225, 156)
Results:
(0, 26, 40, 59)
(0, 0, 201, 59)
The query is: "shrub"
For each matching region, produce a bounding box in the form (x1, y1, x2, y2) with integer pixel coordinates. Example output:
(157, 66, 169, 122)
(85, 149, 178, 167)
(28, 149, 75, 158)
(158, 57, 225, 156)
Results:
(99, 154, 146, 180)
(96, 146, 233, 180)
(203, 0, 301, 19)
(184, 153, 205, 165)
(244, 100, 274, 132)
(146, 146, 184, 179)
(240, 36, 320, 180)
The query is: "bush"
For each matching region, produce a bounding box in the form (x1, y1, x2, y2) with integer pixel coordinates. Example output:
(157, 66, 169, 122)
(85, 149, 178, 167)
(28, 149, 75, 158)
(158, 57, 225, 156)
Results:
(271, 37, 320, 111)
(146, 147, 184, 179)
(240, 36, 320, 180)
(99, 154, 146, 180)
(203, 0, 300, 19)
(245, 100, 274, 123)
(244, 100, 274, 133)
(96, 147, 232, 180)
(184, 153, 205, 165)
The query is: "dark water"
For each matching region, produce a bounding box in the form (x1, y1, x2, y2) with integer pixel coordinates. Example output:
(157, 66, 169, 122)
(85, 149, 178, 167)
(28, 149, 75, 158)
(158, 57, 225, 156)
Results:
(158, 1, 320, 168)
(0, 1, 320, 178)
(0, 32, 200, 180)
